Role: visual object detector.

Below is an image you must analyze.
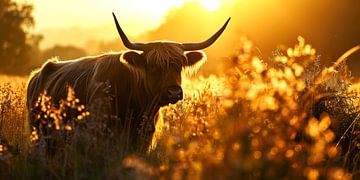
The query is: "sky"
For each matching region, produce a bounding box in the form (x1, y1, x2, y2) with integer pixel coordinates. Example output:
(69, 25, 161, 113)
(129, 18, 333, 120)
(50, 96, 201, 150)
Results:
(17, 0, 222, 47)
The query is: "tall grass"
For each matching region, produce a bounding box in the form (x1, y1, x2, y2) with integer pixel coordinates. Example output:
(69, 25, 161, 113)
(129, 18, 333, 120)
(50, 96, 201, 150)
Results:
(0, 37, 359, 179)
(0, 76, 27, 152)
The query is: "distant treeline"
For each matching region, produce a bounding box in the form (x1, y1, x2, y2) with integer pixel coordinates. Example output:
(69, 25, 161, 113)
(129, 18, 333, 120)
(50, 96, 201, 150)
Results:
(0, 0, 89, 75)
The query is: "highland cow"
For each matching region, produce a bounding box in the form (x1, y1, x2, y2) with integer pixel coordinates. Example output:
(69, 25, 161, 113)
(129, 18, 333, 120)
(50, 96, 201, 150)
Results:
(26, 13, 230, 151)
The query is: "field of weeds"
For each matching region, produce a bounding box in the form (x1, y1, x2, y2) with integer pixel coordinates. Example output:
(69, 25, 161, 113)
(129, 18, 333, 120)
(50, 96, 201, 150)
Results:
(0, 37, 359, 179)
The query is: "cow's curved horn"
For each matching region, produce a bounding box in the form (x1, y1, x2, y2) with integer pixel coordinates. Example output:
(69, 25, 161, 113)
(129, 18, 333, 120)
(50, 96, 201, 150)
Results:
(112, 12, 145, 51)
(182, 17, 231, 51)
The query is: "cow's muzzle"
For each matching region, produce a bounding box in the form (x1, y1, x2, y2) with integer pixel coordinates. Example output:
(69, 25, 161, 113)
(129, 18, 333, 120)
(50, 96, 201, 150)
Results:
(161, 86, 183, 105)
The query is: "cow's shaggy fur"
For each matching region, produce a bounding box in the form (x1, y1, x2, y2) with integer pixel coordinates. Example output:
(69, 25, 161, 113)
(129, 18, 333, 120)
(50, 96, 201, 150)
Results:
(27, 43, 206, 151)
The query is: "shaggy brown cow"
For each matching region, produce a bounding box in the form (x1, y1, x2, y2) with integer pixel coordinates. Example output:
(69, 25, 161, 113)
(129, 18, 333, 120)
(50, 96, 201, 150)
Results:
(26, 13, 230, 151)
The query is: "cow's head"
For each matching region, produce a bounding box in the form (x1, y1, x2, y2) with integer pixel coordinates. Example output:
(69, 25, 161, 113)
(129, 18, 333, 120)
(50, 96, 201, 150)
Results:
(113, 13, 230, 106)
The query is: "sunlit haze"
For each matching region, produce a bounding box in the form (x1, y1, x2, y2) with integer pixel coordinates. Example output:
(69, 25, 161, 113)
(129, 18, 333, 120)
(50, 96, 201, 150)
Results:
(14, 0, 360, 74)
(17, 0, 221, 48)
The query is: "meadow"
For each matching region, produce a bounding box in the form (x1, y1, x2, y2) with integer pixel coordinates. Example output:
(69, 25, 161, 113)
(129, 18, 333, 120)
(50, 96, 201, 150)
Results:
(0, 37, 359, 179)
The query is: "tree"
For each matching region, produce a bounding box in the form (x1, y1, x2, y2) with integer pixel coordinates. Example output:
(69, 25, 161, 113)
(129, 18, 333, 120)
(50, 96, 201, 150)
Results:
(42, 45, 87, 61)
(0, 0, 34, 74)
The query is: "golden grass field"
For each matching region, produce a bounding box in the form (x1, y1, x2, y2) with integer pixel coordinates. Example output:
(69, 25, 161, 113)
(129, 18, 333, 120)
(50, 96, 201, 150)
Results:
(0, 37, 359, 179)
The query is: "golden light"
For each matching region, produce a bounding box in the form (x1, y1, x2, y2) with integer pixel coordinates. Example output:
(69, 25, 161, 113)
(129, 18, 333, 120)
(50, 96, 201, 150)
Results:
(14, 0, 226, 48)
(197, 0, 221, 11)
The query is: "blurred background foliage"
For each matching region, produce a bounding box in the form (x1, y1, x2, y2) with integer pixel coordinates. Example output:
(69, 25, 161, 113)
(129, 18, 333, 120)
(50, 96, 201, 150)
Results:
(0, 0, 34, 74)
(0, 0, 88, 74)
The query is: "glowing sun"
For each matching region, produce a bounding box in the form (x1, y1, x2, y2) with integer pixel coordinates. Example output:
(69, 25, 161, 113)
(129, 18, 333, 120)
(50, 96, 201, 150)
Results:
(197, 0, 221, 11)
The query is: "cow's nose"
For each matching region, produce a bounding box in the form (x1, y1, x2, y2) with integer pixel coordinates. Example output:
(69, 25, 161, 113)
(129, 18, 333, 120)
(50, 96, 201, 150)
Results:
(166, 86, 183, 103)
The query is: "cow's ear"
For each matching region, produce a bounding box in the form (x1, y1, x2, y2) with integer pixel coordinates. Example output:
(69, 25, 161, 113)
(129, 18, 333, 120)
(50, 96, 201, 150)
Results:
(121, 51, 145, 68)
(185, 51, 205, 66)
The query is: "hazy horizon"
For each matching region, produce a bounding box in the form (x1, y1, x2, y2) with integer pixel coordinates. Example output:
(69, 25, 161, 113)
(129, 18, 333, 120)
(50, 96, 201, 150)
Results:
(14, 0, 360, 74)
(16, 0, 223, 48)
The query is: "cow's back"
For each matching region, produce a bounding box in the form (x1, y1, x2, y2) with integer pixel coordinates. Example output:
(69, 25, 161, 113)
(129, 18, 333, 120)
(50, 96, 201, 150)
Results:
(26, 53, 125, 129)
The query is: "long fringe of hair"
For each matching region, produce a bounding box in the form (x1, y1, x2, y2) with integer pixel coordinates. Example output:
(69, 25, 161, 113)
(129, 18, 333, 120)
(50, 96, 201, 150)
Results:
(145, 43, 185, 69)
